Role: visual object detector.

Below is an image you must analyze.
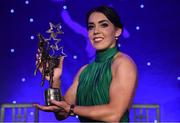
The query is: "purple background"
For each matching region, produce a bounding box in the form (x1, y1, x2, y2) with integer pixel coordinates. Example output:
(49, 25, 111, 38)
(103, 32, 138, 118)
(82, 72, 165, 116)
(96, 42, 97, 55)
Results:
(0, 0, 180, 122)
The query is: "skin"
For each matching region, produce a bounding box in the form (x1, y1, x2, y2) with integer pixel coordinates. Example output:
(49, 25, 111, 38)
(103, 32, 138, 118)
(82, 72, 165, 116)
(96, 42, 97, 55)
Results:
(34, 12, 137, 122)
(87, 12, 121, 50)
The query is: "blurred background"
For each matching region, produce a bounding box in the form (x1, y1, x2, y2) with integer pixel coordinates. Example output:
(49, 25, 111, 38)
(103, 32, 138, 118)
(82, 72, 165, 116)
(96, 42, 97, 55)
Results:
(0, 0, 180, 122)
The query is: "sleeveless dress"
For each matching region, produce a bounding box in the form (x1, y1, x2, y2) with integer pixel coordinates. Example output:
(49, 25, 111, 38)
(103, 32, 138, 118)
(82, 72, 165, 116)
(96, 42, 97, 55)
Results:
(76, 47, 129, 122)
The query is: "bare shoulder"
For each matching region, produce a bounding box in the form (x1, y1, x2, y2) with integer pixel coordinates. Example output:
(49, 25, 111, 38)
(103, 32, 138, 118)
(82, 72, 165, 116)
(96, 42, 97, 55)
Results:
(79, 64, 88, 73)
(74, 64, 88, 80)
(112, 52, 137, 75)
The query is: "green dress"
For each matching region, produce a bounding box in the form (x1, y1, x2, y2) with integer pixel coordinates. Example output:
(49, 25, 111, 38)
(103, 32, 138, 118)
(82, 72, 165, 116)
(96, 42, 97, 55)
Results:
(76, 47, 129, 122)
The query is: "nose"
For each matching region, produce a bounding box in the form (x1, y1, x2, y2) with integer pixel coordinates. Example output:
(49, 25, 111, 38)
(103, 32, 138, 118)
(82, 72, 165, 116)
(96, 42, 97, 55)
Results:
(93, 26, 100, 35)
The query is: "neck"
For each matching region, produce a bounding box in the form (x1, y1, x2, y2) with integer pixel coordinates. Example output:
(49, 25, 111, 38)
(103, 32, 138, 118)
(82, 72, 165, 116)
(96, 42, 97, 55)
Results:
(95, 46, 118, 62)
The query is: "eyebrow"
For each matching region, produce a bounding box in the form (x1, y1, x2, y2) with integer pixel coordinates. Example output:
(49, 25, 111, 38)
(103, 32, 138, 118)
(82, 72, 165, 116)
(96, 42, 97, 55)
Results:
(88, 20, 109, 25)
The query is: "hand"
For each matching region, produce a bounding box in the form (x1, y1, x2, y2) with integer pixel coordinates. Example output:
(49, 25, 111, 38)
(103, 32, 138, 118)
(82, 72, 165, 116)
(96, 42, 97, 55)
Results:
(33, 101, 69, 120)
(33, 103, 60, 112)
(33, 100, 70, 113)
(50, 100, 70, 113)
(36, 51, 65, 82)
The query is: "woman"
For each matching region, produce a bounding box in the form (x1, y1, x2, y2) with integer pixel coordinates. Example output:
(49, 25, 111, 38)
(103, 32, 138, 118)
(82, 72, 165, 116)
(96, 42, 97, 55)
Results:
(34, 6, 137, 122)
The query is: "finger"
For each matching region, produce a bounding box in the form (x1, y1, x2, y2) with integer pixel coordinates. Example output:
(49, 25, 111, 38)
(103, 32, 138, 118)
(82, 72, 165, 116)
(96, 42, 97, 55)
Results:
(33, 104, 58, 112)
(58, 56, 64, 68)
(50, 100, 62, 107)
(33, 104, 50, 110)
(60, 56, 65, 60)
(59, 57, 64, 64)
(50, 100, 70, 112)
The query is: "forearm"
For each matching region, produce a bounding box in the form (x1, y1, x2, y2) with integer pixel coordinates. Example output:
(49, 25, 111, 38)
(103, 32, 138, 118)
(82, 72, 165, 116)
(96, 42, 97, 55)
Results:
(74, 104, 123, 122)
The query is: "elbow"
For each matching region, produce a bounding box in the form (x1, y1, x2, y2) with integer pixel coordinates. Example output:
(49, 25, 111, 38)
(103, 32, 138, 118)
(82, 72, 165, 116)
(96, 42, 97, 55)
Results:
(55, 115, 67, 121)
(108, 113, 122, 122)
(102, 104, 124, 122)
(107, 107, 127, 122)
(54, 112, 68, 121)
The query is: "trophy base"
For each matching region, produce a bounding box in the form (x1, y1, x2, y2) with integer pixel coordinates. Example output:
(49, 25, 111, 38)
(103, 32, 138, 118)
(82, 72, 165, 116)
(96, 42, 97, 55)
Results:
(45, 88, 62, 106)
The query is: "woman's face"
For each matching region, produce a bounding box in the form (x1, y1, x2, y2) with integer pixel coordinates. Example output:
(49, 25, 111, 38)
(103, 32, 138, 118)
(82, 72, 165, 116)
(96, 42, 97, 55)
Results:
(87, 12, 121, 51)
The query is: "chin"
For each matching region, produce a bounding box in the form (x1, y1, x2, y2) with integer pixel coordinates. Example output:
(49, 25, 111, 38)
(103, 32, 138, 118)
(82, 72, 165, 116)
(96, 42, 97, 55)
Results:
(94, 45, 108, 51)
(93, 42, 116, 51)
(94, 43, 115, 51)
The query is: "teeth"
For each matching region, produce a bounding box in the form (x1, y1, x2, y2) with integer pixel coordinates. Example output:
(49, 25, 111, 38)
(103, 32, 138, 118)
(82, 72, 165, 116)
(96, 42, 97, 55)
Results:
(94, 38, 103, 42)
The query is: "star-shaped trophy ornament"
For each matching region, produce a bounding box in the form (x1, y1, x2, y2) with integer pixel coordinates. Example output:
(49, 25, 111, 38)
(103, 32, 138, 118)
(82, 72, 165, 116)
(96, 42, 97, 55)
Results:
(46, 22, 64, 39)
(34, 22, 66, 106)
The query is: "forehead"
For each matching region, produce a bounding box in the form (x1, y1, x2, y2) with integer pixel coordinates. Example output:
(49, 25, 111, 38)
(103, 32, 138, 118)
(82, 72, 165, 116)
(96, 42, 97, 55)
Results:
(88, 12, 109, 23)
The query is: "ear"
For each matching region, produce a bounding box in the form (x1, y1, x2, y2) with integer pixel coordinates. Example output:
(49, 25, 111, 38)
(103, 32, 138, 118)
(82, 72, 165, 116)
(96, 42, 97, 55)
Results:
(115, 28, 122, 37)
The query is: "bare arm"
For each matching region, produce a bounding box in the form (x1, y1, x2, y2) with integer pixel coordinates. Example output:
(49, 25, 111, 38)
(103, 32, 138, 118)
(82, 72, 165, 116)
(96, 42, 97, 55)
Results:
(64, 65, 87, 104)
(71, 54, 137, 122)
(54, 65, 87, 120)
(51, 58, 86, 97)
(34, 54, 87, 120)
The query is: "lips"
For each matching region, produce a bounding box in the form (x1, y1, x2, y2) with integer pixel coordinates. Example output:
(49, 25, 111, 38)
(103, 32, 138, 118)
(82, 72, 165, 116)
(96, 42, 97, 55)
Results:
(93, 37, 104, 42)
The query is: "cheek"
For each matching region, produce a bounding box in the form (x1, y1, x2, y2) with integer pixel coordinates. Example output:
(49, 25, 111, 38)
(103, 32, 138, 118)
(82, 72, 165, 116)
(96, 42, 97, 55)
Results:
(88, 32, 93, 43)
(104, 31, 114, 40)
(88, 31, 93, 39)
(103, 27, 115, 37)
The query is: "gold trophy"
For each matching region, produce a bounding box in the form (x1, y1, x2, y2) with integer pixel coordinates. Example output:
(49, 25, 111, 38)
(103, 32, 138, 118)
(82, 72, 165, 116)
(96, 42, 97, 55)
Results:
(34, 22, 66, 106)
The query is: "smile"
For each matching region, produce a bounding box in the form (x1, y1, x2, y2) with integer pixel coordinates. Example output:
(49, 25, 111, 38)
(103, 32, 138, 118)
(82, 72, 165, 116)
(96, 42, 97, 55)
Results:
(93, 37, 104, 42)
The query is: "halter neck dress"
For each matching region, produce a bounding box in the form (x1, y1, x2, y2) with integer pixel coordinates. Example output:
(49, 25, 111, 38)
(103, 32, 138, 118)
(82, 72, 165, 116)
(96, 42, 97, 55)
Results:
(76, 47, 129, 122)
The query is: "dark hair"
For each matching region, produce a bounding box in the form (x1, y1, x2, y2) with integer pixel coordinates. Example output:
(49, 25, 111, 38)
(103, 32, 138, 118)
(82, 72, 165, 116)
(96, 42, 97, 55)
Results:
(86, 5, 123, 30)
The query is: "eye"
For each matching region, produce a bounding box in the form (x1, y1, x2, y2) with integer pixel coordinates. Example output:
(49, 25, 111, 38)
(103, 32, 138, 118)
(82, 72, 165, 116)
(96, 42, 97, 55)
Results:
(88, 25, 94, 30)
(101, 23, 108, 28)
